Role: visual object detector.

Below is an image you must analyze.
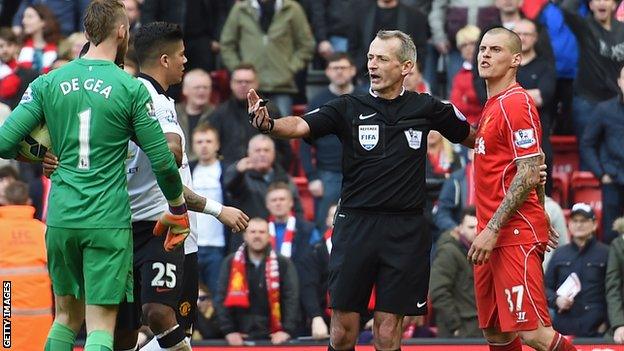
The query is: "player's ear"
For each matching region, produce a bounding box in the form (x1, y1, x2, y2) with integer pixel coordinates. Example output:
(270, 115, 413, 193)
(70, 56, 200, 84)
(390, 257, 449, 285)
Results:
(511, 52, 521, 68)
(160, 54, 169, 69)
(401, 60, 414, 76)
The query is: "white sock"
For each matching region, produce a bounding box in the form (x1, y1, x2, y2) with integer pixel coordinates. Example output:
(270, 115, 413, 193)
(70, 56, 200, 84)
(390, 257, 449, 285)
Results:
(138, 334, 191, 351)
(138, 337, 160, 351)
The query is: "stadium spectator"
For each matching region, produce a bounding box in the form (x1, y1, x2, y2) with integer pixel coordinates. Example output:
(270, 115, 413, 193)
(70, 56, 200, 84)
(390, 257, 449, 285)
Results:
(298, 204, 337, 339)
(0, 165, 18, 205)
(207, 64, 292, 170)
(175, 69, 215, 160)
(12, 0, 89, 36)
(543, 196, 569, 270)
(297, 0, 353, 60)
(426, 0, 496, 96)
(0, 28, 21, 104)
(430, 206, 480, 338)
(190, 124, 227, 296)
(536, 1, 578, 135)
(266, 181, 319, 268)
(220, 0, 315, 116)
(56, 32, 87, 63)
(121, 0, 141, 33)
(581, 65, 624, 244)
(300, 53, 353, 230)
(192, 283, 222, 340)
(0, 181, 52, 350)
(223, 134, 303, 251)
(560, 0, 624, 146)
(183, 0, 226, 72)
(426, 131, 464, 180)
(140, 0, 184, 26)
(403, 63, 431, 94)
(433, 150, 474, 235)
(449, 25, 482, 126)
(606, 217, 624, 344)
(545, 203, 609, 337)
(349, 0, 428, 84)
(16, 4, 61, 74)
(215, 217, 299, 345)
(514, 18, 556, 195)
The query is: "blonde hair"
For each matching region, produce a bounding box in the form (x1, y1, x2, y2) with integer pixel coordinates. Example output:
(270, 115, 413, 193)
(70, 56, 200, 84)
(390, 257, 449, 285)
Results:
(456, 25, 481, 48)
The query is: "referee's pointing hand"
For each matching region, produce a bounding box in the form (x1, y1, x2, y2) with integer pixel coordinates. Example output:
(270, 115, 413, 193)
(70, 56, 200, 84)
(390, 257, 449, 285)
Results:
(247, 88, 271, 131)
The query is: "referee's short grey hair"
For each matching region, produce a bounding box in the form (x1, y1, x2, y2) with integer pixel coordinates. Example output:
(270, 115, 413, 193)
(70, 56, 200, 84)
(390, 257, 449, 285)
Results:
(376, 30, 417, 63)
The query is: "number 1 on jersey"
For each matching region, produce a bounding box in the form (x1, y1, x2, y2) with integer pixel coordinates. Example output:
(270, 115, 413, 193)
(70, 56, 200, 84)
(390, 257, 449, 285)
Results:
(78, 108, 91, 170)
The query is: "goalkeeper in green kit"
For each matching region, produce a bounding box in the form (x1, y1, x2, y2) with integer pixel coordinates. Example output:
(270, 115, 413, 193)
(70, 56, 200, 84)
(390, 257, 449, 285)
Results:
(0, 1, 190, 350)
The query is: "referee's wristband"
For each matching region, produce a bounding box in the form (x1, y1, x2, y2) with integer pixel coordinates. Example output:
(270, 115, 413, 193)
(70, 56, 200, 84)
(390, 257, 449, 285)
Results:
(203, 198, 223, 217)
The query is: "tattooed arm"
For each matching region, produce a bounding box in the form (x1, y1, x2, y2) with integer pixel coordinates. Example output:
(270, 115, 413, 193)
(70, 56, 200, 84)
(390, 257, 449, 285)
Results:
(468, 154, 542, 264)
(486, 155, 542, 232)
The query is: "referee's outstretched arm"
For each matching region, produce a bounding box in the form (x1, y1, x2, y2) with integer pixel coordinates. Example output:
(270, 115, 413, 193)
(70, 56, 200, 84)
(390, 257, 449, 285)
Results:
(247, 89, 312, 138)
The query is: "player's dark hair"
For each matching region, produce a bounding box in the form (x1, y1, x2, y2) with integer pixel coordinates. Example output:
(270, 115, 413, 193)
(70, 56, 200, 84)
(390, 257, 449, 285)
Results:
(4, 180, 29, 205)
(233, 63, 257, 75)
(0, 165, 18, 180)
(133, 22, 183, 68)
(83, 0, 126, 46)
(460, 205, 477, 221)
(0, 27, 17, 44)
(192, 123, 220, 142)
(326, 52, 355, 66)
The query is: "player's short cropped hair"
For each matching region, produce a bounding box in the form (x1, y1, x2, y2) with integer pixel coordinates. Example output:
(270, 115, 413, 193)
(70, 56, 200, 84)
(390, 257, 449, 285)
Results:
(233, 63, 258, 75)
(327, 52, 355, 66)
(4, 180, 29, 205)
(192, 123, 219, 142)
(482, 26, 522, 54)
(267, 181, 292, 198)
(0, 27, 17, 44)
(376, 30, 417, 63)
(133, 22, 183, 67)
(460, 205, 477, 221)
(0, 165, 18, 180)
(84, 0, 126, 46)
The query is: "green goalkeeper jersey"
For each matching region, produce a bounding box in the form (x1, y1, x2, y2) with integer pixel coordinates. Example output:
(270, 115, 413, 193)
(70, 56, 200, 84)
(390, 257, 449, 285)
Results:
(0, 58, 183, 228)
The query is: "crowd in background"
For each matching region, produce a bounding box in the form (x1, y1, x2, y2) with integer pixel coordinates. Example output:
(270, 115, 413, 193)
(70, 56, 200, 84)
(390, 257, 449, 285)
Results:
(1, 0, 624, 345)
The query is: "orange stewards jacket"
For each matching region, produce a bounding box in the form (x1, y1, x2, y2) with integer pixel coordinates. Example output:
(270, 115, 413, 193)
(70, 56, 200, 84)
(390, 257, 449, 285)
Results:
(0, 205, 52, 351)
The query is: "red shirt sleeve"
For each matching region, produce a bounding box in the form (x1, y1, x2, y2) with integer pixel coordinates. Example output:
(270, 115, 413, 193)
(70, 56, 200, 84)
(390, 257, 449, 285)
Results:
(499, 92, 542, 160)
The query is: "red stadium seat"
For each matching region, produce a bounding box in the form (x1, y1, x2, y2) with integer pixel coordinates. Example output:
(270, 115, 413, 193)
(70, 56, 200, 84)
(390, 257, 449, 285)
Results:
(292, 104, 307, 116)
(550, 135, 579, 175)
(551, 172, 570, 207)
(570, 171, 603, 239)
(293, 176, 315, 221)
(209, 69, 230, 105)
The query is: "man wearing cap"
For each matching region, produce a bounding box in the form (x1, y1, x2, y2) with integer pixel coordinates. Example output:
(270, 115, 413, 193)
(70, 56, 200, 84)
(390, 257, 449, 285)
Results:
(544, 203, 610, 337)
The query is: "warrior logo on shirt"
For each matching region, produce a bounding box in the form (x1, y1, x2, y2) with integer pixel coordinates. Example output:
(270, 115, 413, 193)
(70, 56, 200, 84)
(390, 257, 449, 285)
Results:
(513, 129, 536, 149)
(404, 128, 422, 150)
(359, 125, 379, 151)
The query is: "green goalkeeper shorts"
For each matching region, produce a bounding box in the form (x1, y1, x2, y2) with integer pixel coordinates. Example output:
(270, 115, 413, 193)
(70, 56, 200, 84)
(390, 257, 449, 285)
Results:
(46, 226, 133, 305)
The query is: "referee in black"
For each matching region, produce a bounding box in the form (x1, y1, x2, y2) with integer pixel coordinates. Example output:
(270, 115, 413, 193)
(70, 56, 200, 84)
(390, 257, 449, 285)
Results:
(248, 30, 476, 351)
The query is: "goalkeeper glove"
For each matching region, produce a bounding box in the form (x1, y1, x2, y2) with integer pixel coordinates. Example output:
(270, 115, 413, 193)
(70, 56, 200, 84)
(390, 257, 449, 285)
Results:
(153, 203, 190, 252)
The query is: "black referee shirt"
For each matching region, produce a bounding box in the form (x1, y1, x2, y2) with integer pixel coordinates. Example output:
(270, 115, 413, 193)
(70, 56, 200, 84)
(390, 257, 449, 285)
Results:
(303, 89, 470, 213)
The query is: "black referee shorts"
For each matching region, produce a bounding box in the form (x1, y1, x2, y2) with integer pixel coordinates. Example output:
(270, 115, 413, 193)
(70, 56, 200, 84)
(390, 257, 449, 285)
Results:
(328, 208, 431, 316)
(117, 221, 185, 330)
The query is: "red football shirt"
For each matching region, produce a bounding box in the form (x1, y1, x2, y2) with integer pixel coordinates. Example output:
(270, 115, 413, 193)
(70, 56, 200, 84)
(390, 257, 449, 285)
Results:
(473, 83, 548, 247)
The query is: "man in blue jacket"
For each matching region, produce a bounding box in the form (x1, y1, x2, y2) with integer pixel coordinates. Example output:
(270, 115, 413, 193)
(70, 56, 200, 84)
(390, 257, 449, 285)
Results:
(581, 65, 624, 244)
